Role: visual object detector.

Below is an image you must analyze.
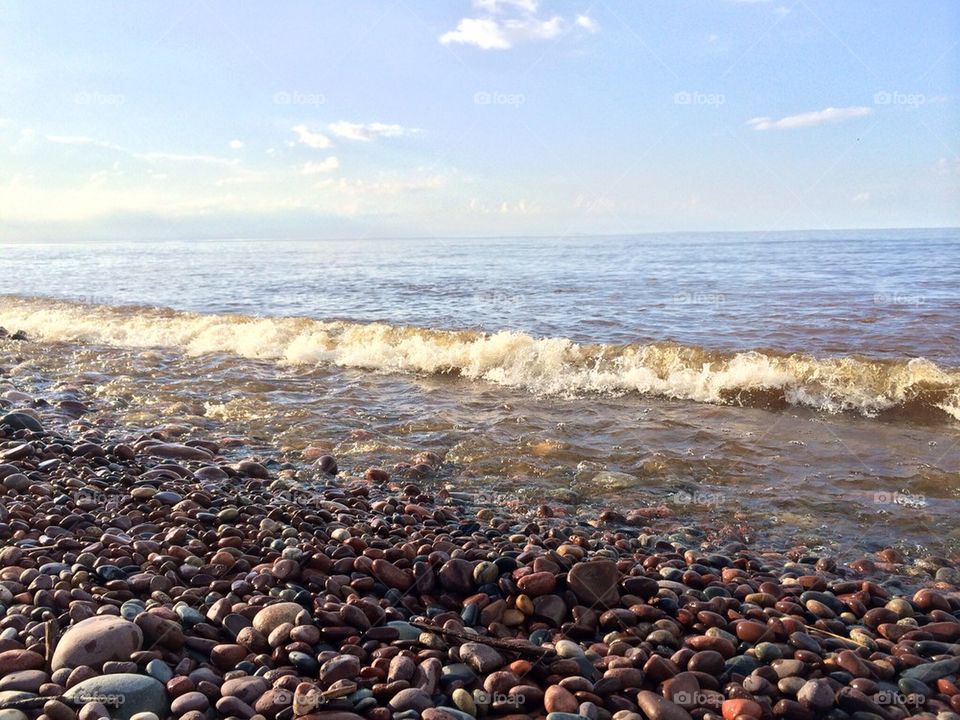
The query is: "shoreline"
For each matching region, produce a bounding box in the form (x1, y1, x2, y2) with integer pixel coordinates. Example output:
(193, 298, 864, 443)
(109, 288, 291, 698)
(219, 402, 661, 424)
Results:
(0, 378, 958, 720)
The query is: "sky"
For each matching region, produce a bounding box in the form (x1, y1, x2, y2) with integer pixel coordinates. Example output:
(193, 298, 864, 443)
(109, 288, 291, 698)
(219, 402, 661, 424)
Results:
(0, 0, 958, 240)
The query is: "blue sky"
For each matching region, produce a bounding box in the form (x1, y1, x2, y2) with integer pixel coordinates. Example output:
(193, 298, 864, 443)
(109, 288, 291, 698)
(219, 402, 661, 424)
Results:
(1, 0, 957, 239)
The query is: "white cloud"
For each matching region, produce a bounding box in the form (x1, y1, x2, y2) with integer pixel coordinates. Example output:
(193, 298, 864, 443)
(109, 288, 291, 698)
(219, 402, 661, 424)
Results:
(327, 121, 415, 142)
(291, 124, 332, 149)
(469, 197, 540, 215)
(229, 139, 244, 149)
(46, 135, 97, 145)
(137, 151, 237, 166)
(45, 135, 125, 152)
(747, 106, 872, 131)
(575, 15, 599, 33)
(440, 1, 594, 50)
(852, 191, 871, 203)
(302, 157, 339, 175)
(474, 0, 539, 12)
(440, 18, 513, 50)
(441, 16, 564, 49)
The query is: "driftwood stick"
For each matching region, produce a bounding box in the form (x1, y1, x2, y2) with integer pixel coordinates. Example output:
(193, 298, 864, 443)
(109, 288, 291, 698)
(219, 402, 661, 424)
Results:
(45, 618, 59, 664)
(409, 620, 553, 659)
(0, 696, 66, 710)
(803, 623, 868, 648)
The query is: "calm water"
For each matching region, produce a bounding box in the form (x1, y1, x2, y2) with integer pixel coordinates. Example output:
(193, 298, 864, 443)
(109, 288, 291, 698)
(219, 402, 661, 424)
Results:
(1, 229, 959, 560)
(3, 230, 959, 361)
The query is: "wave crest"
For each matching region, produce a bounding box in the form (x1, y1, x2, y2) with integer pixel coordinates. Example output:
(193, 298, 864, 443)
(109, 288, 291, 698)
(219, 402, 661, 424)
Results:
(2, 295, 958, 422)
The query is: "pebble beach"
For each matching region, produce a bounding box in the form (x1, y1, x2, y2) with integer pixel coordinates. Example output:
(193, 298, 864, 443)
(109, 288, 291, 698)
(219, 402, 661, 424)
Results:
(1, 336, 960, 720)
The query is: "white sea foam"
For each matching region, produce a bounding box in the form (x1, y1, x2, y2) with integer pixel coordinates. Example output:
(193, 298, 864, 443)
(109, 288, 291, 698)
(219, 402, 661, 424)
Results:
(2, 296, 958, 420)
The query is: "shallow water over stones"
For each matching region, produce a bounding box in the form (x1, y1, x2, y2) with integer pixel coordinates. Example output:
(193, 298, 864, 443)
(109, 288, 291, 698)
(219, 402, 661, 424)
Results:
(0, 361, 959, 720)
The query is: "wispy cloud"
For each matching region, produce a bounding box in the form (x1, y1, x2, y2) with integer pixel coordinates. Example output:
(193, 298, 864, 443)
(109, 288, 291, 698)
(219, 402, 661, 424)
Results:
(575, 15, 599, 33)
(747, 106, 872, 131)
(291, 124, 332, 149)
(327, 121, 416, 142)
(137, 151, 237, 166)
(45, 135, 125, 152)
(440, 0, 596, 50)
(302, 157, 339, 175)
(474, 0, 539, 12)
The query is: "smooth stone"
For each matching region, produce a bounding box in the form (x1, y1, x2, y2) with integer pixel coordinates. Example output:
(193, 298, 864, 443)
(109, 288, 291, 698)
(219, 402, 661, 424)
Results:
(221, 676, 268, 704)
(545, 685, 579, 714)
(451, 688, 476, 716)
(0, 650, 45, 676)
(51, 616, 143, 671)
(387, 621, 421, 641)
(567, 560, 620, 608)
(0, 670, 47, 692)
(552, 640, 583, 658)
(145, 659, 172, 684)
(438, 558, 474, 594)
(635, 690, 693, 720)
(171, 691, 209, 714)
(441, 664, 476, 684)
(252, 602, 308, 636)
(436, 707, 475, 720)
(142, 443, 213, 461)
(389, 688, 434, 713)
(721, 698, 762, 719)
(754, 642, 782, 662)
(0, 412, 42, 432)
(0, 711, 29, 720)
(901, 657, 960, 683)
(319, 654, 360, 683)
(62, 674, 168, 720)
(771, 659, 807, 679)
(460, 642, 505, 673)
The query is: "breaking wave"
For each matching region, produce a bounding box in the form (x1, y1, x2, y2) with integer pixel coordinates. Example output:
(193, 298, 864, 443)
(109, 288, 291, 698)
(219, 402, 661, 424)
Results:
(2, 295, 958, 422)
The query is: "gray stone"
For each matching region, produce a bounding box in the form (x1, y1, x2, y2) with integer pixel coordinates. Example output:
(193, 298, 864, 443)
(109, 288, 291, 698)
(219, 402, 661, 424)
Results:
(389, 687, 434, 713)
(63, 674, 168, 720)
(901, 657, 960, 684)
(0, 413, 42, 432)
(459, 642, 504, 673)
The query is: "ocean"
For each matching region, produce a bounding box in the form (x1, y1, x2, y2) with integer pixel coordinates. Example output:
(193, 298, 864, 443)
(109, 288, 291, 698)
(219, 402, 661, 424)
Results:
(1, 228, 958, 557)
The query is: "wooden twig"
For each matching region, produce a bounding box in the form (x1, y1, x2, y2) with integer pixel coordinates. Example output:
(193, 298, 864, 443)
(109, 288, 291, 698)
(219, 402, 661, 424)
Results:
(44, 618, 58, 663)
(803, 623, 870, 648)
(409, 620, 554, 659)
(0, 696, 65, 710)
